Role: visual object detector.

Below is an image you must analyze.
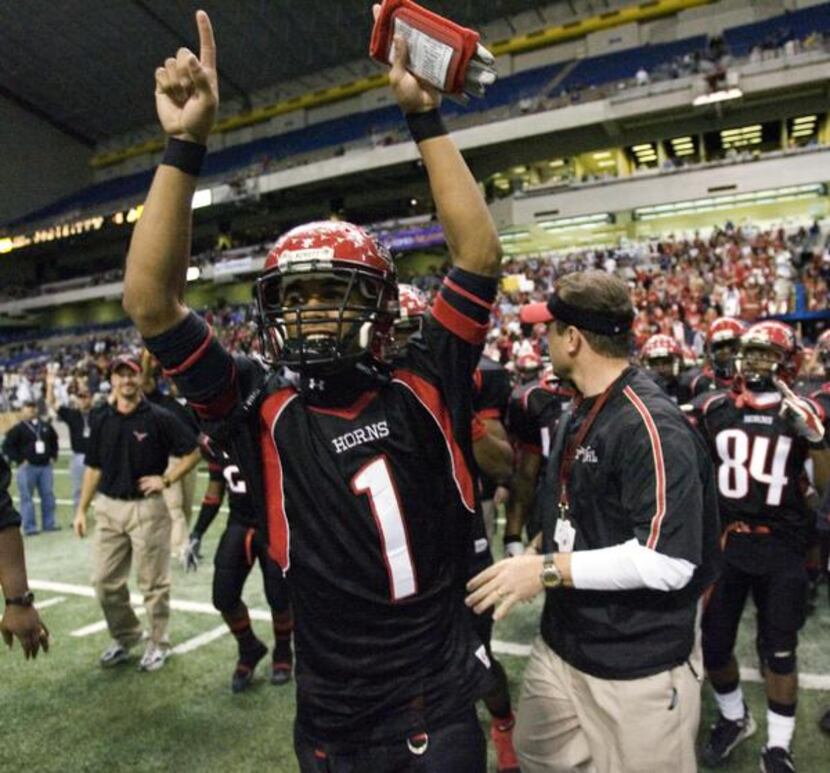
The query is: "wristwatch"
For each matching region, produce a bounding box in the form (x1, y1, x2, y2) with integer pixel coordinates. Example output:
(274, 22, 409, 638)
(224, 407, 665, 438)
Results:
(5, 590, 35, 607)
(540, 554, 564, 589)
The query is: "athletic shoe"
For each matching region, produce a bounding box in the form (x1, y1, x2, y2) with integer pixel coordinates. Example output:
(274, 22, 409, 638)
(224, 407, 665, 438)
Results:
(701, 704, 756, 767)
(23, 529, 40, 537)
(818, 708, 830, 734)
(231, 639, 268, 693)
(138, 642, 170, 672)
(99, 640, 132, 668)
(270, 660, 292, 686)
(43, 525, 62, 532)
(760, 746, 796, 772)
(490, 717, 520, 773)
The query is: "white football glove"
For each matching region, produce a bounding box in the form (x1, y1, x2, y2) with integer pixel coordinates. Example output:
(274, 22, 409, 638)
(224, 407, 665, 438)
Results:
(774, 377, 825, 443)
(504, 536, 524, 558)
(181, 536, 202, 573)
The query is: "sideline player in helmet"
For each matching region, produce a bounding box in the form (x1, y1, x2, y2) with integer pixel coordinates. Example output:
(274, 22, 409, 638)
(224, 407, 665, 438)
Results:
(124, 11, 502, 772)
(392, 285, 520, 773)
(182, 433, 293, 692)
(640, 333, 683, 401)
(514, 352, 542, 384)
(695, 320, 829, 772)
(684, 317, 747, 401)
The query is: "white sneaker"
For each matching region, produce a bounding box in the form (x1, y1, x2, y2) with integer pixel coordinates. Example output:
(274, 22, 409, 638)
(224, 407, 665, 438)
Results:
(138, 642, 170, 672)
(99, 640, 131, 668)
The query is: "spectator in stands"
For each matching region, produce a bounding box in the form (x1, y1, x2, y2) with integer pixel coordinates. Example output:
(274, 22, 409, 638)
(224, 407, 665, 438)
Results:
(46, 370, 95, 511)
(2, 400, 59, 535)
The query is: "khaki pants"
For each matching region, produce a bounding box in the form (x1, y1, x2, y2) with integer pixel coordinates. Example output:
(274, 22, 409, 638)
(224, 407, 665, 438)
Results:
(92, 493, 172, 646)
(514, 636, 701, 773)
(164, 459, 197, 557)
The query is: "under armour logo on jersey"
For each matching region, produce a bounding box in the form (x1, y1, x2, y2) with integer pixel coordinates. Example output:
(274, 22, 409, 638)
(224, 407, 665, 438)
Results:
(307, 378, 325, 391)
(574, 445, 598, 464)
(133, 431, 148, 443)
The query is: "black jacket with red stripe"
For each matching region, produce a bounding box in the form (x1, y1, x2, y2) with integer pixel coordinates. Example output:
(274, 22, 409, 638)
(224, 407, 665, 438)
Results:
(539, 367, 720, 680)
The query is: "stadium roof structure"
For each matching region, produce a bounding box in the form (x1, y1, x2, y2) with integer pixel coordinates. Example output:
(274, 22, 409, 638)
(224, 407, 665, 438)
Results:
(0, 0, 565, 147)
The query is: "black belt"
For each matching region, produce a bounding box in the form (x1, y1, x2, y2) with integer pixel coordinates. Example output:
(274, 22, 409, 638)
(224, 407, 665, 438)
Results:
(101, 492, 145, 501)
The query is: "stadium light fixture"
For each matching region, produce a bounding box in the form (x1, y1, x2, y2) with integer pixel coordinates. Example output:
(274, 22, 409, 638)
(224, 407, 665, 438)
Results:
(793, 115, 816, 125)
(537, 213, 612, 231)
(192, 189, 212, 209)
(634, 183, 825, 220)
(186, 266, 201, 282)
(693, 87, 743, 106)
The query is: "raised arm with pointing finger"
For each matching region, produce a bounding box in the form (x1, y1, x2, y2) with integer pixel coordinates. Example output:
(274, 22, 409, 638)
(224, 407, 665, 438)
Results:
(123, 9, 217, 337)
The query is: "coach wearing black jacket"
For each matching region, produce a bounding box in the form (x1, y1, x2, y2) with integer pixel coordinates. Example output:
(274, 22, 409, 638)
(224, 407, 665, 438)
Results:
(467, 270, 720, 773)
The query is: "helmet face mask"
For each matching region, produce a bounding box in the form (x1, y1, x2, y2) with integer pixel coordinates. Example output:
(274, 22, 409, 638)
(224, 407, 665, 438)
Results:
(710, 339, 740, 380)
(255, 221, 398, 375)
(736, 321, 800, 392)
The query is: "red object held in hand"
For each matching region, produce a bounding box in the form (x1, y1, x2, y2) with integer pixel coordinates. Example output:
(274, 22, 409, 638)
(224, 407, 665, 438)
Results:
(370, 0, 482, 95)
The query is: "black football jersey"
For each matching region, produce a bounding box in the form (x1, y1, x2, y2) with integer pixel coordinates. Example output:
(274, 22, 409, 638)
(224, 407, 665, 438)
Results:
(696, 390, 817, 543)
(507, 377, 573, 458)
(259, 312, 492, 742)
(145, 276, 497, 746)
(473, 355, 512, 501)
(198, 432, 260, 530)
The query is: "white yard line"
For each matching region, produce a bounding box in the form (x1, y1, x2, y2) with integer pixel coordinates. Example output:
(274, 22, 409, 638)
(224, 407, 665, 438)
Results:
(71, 608, 145, 638)
(172, 625, 230, 655)
(35, 595, 67, 610)
(30, 579, 830, 689)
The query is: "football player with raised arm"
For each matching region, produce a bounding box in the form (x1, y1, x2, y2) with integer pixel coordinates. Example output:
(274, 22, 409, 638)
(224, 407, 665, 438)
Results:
(122, 10, 501, 772)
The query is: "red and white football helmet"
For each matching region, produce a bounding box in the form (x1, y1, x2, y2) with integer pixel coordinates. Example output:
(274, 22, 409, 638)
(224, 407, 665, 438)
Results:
(256, 221, 399, 372)
(640, 334, 683, 378)
(737, 320, 802, 389)
(515, 351, 542, 382)
(390, 283, 429, 355)
(706, 316, 746, 380)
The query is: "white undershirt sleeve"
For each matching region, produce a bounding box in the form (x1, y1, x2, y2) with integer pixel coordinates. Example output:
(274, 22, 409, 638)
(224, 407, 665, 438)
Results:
(569, 538, 696, 592)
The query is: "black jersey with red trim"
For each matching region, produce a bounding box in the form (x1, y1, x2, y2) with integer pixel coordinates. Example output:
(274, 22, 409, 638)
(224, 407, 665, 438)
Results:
(695, 389, 821, 548)
(197, 437, 259, 530)
(473, 356, 511, 422)
(145, 270, 496, 746)
(260, 314, 493, 743)
(537, 367, 720, 680)
(473, 355, 512, 501)
(506, 377, 573, 458)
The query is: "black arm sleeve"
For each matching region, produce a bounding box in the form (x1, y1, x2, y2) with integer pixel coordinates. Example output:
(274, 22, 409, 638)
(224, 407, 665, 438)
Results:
(143, 311, 239, 421)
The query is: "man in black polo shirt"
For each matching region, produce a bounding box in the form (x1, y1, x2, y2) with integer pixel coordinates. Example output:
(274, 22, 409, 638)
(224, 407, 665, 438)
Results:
(467, 270, 720, 773)
(73, 355, 199, 672)
(2, 400, 59, 535)
(1, 454, 50, 659)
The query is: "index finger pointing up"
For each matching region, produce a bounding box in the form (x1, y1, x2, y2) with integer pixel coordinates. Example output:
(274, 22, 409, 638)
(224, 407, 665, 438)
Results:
(196, 9, 216, 70)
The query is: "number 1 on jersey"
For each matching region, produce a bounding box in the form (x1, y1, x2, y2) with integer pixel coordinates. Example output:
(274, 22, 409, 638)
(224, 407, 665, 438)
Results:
(351, 456, 417, 601)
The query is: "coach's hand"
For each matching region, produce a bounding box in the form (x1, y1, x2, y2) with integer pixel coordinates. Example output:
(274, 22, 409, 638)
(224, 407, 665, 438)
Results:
(374, 4, 441, 115)
(1, 605, 49, 660)
(154, 9, 218, 144)
(73, 509, 87, 538)
(139, 475, 166, 496)
(466, 555, 545, 621)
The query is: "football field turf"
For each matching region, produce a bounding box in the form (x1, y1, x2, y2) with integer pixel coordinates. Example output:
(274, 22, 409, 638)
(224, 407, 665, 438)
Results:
(2, 454, 829, 772)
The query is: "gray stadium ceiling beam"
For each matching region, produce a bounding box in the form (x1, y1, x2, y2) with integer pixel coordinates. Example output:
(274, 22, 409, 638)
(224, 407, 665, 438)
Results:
(131, 0, 252, 110)
(0, 82, 95, 148)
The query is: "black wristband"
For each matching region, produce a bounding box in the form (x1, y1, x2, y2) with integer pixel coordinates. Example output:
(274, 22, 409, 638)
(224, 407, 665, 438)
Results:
(162, 138, 207, 176)
(405, 109, 447, 143)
